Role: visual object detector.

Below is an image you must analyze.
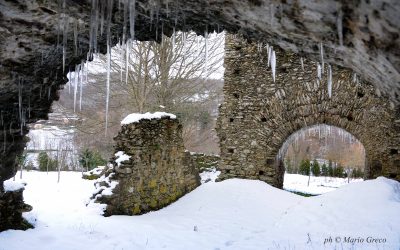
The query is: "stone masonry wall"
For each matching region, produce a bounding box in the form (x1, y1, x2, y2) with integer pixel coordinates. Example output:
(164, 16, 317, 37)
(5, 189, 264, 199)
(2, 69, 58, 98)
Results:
(94, 116, 200, 216)
(0, 188, 32, 231)
(217, 35, 400, 188)
(188, 153, 220, 172)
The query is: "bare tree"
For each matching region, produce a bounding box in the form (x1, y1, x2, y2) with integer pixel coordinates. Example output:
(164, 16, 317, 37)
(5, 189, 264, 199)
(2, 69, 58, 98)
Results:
(58, 32, 224, 157)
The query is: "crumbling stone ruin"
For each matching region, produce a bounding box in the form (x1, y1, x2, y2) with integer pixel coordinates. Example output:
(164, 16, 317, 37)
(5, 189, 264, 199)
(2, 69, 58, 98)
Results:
(93, 114, 200, 216)
(216, 35, 400, 188)
(0, 185, 32, 231)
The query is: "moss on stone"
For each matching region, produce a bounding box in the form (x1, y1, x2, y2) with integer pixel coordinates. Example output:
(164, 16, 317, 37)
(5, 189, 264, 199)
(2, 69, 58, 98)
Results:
(148, 179, 157, 188)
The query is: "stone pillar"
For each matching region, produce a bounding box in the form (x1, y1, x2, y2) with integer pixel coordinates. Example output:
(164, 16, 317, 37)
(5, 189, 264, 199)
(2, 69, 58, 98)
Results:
(0, 123, 31, 232)
(93, 114, 200, 216)
(0, 187, 32, 232)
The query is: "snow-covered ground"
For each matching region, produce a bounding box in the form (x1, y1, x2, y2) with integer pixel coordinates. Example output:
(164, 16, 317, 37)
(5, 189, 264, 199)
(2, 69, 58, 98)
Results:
(1, 171, 399, 250)
(284, 173, 364, 195)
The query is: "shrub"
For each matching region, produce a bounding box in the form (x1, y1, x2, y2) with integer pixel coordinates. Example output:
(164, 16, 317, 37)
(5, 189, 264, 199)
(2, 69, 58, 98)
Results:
(38, 152, 57, 171)
(352, 168, 364, 178)
(79, 149, 107, 171)
(311, 160, 320, 177)
(299, 159, 311, 176)
(321, 164, 328, 176)
(334, 165, 345, 178)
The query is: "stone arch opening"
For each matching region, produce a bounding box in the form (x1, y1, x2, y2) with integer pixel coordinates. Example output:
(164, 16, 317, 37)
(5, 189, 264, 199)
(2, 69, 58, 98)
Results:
(216, 35, 400, 188)
(276, 124, 366, 193)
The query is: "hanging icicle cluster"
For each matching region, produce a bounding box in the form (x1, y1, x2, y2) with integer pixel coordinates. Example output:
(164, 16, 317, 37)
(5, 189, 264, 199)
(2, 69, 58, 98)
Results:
(315, 42, 333, 98)
(277, 124, 364, 162)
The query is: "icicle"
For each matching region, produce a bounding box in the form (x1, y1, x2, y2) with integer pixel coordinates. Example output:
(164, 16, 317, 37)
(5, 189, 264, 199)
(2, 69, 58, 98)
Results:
(48, 85, 51, 100)
(129, 0, 136, 39)
(89, 0, 99, 55)
(320, 42, 324, 74)
(318, 125, 321, 140)
(104, 0, 113, 135)
(204, 29, 208, 78)
(271, 50, 276, 82)
(160, 22, 164, 46)
(62, 16, 69, 73)
(300, 57, 304, 71)
(257, 42, 263, 53)
(73, 65, 78, 112)
(68, 69, 71, 94)
(156, 6, 159, 24)
(86, 53, 90, 84)
(125, 41, 129, 84)
(122, 0, 128, 43)
(3, 126, 6, 153)
(317, 63, 321, 80)
(352, 72, 357, 83)
(337, 9, 343, 46)
(375, 88, 381, 97)
(100, 1, 105, 36)
(120, 41, 124, 83)
(172, 27, 176, 51)
(267, 46, 273, 68)
(105, 42, 111, 136)
(18, 79, 22, 127)
(327, 64, 332, 98)
(79, 62, 83, 111)
(74, 20, 78, 56)
(28, 95, 31, 118)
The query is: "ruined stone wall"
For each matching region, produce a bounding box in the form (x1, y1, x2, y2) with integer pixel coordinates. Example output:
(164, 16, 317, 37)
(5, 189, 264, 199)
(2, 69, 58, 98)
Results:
(188, 153, 220, 172)
(217, 35, 400, 188)
(94, 116, 200, 216)
(0, 187, 32, 231)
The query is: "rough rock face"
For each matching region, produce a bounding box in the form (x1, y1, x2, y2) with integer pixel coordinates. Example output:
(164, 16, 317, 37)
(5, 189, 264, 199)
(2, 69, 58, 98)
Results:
(217, 35, 400, 188)
(189, 153, 220, 172)
(0, 187, 33, 231)
(131, 0, 400, 104)
(93, 116, 200, 216)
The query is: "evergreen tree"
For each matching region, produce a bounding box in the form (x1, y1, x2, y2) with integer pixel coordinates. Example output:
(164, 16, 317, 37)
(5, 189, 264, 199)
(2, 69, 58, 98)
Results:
(328, 164, 334, 177)
(299, 159, 311, 176)
(79, 149, 107, 171)
(38, 152, 57, 172)
(335, 165, 344, 178)
(321, 163, 328, 176)
(311, 160, 320, 176)
(328, 160, 335, 177)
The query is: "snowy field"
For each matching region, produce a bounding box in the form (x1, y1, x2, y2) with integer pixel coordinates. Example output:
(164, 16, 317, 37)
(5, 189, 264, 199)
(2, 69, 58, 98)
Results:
(284, 174, 364, 195)
(1, 171, 400, 250)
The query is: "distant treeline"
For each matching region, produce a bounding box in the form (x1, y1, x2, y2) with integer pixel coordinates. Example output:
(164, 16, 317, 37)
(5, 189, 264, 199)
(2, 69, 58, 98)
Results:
(286, 159, 364, 178)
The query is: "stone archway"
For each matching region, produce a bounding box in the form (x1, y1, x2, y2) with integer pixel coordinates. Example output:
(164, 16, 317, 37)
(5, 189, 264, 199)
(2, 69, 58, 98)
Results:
(216, 35, 400, 188)
(277, 124, 367, 185)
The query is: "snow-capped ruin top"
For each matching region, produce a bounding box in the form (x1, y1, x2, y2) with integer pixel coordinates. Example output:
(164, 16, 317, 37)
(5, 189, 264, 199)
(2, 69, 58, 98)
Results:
(121, 112, 177, 125)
